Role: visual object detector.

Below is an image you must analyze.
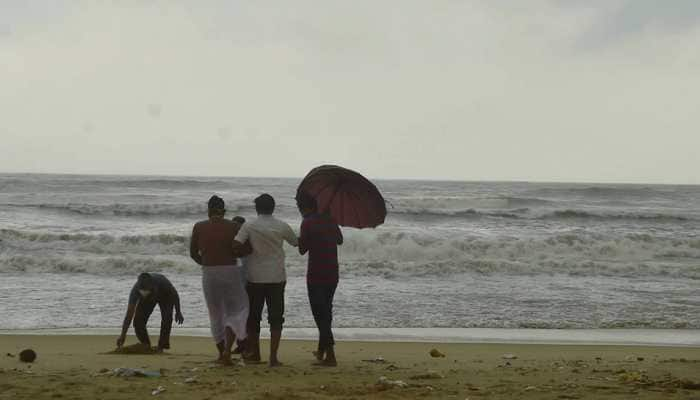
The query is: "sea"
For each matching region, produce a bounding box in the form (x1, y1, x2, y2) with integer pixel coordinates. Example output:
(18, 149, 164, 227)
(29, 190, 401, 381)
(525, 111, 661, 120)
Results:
(1, 174, 699, 343)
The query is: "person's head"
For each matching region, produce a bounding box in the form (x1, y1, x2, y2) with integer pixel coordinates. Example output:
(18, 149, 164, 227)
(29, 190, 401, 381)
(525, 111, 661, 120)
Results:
(295, 192, 318, 216)
(208, 195, 226, 218)
(136, 273, 154, 297)
(254, 194, 275, 215)
(232, 215, 245, 232)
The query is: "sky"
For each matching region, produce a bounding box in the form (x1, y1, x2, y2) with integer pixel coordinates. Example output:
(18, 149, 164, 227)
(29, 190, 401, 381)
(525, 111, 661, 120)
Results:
(1, 1, 699, 184)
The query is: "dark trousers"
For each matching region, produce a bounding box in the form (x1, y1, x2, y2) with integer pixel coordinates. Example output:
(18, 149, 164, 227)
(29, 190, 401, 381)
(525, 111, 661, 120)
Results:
(307, 283, 337, 351)
(134, 300, 174, 349)
(246, 282, 286, 333)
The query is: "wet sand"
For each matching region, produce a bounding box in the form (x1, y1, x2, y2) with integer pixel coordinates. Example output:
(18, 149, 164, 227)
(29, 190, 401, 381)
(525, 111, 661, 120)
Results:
(2, 335, 700, 399)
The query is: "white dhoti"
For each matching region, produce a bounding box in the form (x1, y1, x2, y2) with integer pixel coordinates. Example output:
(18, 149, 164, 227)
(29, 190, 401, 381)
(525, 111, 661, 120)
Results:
(202, 265, 249, 343)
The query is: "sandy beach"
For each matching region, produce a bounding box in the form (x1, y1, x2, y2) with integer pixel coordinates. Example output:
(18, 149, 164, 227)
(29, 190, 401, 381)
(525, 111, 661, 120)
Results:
(1, 335, 700, 399)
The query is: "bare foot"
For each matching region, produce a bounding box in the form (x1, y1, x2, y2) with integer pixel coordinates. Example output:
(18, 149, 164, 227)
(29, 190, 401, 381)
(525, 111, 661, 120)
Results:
(243, 352, 262, 363)
(220, 351, 233, 366)
(312, 350, 325, 361)
(269, 359, 283, 368)
(313, 359, 337, 367)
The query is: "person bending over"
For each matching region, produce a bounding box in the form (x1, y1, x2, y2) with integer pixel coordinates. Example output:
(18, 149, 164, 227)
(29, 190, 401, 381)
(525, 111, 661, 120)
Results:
(117, 272, 184, 352)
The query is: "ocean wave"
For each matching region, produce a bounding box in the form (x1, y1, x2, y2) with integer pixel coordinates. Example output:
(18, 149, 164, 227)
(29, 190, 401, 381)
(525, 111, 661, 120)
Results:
(338, 231, 700, 278)
(543, 209, 693, 222)
(499, 196, 555, 207)
(0, 254, 196, 274)
(390, 208, 525, 219)
(1, 202, 256, 217)
(0, 176, 236, 190)
(3, 228, 700, 278)
(390, 207, 696, 222)
(531, 186, 674, 199)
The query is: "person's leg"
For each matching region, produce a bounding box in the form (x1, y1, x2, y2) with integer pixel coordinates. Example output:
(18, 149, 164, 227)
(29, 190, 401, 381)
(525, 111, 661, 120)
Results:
(232, 339, 244, 354)
(307, 284, 325, 360)
(244, 282, 264, 362)
(133, 300, 157, 349)
(322, 284, 338, 366)
(220, 326, 236, 366)
(266, 282, 286, 367)
(157, 302, 174, 351)
(309, 284, 337, 366)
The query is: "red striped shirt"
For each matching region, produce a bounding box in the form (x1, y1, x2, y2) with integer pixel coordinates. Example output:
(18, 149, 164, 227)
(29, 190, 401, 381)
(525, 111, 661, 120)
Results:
(298, 213, 343, 284)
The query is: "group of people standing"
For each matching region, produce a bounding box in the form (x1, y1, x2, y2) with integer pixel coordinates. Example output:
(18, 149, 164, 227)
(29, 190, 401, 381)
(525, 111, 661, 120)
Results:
(116, 192, 343, 367)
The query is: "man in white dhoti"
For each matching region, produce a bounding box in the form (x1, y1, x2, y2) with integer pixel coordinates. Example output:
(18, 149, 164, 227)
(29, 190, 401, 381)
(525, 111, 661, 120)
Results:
(190, 195, 250, 365)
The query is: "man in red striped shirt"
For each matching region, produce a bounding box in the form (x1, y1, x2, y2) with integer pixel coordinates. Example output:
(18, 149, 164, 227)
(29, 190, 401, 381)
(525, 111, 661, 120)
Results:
(296, 192, 343, 367)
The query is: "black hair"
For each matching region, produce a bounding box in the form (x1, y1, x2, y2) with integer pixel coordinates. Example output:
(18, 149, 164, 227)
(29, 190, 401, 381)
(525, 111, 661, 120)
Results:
(232, 216, 246, 224)
(136, 272, 154, 290)
(254, 194, 275, 215)
(208, 195, 225, 210)
(295, 192, 318, 212)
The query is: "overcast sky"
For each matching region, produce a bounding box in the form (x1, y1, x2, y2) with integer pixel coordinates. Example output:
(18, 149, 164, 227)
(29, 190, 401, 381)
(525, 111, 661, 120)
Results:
(1, 1, 699, 183)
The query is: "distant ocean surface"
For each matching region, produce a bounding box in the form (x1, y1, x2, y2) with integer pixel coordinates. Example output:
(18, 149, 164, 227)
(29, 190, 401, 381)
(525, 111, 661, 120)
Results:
(1, 174, 699, 331)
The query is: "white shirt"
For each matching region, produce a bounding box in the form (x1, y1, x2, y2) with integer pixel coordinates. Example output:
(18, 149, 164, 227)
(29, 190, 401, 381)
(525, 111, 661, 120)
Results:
(234, 214, 298, 283)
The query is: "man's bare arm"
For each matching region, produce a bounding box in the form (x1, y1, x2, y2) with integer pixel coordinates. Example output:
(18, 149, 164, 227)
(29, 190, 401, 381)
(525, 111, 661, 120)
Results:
(189, 226, 202, 265)
(117, 304, 136, 348)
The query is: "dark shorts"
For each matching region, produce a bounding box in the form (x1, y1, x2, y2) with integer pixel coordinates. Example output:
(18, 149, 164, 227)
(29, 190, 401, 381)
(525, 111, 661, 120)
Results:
(246, 281, 286, 332)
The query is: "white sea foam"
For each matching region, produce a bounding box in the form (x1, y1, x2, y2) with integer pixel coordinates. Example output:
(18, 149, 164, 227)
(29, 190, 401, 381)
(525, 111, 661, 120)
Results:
(2, 228, 699, 278)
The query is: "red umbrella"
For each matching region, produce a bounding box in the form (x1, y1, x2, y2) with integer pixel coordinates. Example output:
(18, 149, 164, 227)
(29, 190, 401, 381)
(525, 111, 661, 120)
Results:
(296, 165, 387, 228)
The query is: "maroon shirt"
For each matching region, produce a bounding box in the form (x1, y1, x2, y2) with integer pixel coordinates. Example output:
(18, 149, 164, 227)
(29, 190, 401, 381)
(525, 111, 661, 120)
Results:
(190, 218, 238, 266)
(298, 213, 343, 285)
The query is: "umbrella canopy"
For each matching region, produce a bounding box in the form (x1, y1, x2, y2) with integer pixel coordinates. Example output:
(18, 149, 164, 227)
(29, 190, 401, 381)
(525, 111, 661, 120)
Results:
(296, 165, 387, 229)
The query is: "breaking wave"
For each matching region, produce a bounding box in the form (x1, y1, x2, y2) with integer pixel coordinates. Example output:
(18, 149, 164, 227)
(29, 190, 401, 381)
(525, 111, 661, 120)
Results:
(1, 202, 257, 217)
(3, 228, 699, 278)
(390, 207, 696, 222)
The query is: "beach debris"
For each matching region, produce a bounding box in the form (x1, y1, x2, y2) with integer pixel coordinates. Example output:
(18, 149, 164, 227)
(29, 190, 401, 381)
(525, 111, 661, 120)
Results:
(184, 376, 198, 384)
(377, 376, 408, 389)
(617, 370, 650, 385)
(362, 356, 386, 363)
(620, 374, 700, 391)
(501, 353, 518, 360)
(112, 367, 161, 378)
(524, 386, 537, 392)
(91, 367, 113, 377)
(19, 349, 37, 363)
(151, 386, 166, 396)
(429, 348, 446, 358)
(385, 364, 401, 371)
(111, 343, 158, 355)
(409, 371, 444, 380)
(6, 353, 15, 358)
(497, 361, 512, 368)
(676, 378, 700, 390)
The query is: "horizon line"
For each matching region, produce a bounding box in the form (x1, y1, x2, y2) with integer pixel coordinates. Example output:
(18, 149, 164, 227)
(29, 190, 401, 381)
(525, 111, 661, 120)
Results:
(0, 170, 698, 187)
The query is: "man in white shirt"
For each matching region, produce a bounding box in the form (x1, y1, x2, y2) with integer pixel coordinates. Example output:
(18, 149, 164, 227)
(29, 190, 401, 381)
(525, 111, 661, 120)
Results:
(233, 194, 298, 367)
